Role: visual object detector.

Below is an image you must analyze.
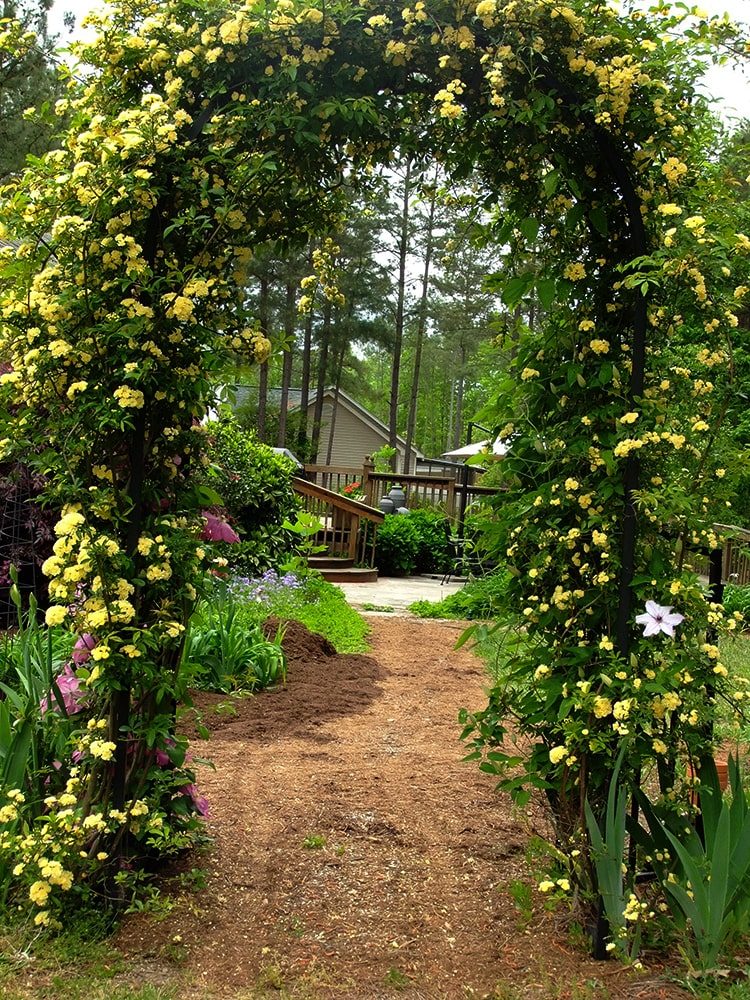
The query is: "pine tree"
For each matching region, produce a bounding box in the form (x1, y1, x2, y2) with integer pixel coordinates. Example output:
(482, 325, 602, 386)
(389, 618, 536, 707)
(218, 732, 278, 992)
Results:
(0, 1, 65, 179)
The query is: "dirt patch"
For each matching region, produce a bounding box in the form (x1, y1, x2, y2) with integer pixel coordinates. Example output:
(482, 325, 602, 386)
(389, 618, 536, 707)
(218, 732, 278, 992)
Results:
(114, 617, 691, 999)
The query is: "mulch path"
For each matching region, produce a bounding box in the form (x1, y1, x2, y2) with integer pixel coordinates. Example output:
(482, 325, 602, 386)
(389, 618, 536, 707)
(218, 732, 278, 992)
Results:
(113, 617, 694, 1000)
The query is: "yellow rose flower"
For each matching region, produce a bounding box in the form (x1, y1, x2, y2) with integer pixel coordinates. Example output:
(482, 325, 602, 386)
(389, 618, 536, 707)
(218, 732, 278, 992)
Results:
(549, 745, 567, 764)
(45, 605, 67, 626)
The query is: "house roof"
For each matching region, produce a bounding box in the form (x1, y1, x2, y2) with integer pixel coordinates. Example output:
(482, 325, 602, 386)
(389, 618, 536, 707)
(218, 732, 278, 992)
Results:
(442, 438, 507, 458)
(210, 383, 424, 460)
(0, 236, 24, 251)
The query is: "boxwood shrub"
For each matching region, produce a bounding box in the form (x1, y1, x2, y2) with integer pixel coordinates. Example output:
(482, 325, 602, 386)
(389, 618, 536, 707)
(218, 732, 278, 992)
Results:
(201, 414, 301, 570)
(375, 509, 453, 577)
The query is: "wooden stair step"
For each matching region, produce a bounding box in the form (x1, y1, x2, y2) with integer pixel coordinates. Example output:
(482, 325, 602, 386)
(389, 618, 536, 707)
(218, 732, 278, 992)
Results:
(308, 556, 356, 570)
(320, 567, 379, 584)
(307, 557, 378, 584)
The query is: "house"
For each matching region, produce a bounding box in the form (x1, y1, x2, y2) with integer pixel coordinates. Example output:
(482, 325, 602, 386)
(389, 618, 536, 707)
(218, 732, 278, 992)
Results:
(210, 383, 423, 471)
(291, 387, 424, 470)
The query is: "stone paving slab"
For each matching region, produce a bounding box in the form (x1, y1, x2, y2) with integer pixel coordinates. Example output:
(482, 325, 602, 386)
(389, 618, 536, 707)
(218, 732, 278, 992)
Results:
(336, 573, 466, 614)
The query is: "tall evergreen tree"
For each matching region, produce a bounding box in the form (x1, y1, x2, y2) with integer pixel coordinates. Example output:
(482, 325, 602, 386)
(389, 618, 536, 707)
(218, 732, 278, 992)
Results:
(403, 170, 439, 472)
(428, 222, 503, 450)
(0, 1, 64, 179)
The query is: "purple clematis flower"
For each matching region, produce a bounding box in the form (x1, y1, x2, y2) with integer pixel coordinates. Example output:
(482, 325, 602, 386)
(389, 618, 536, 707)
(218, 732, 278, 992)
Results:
(201, 510, 240, 544)
(71, 633, 97, 664)
(635, 600, 684, 637)
(40, 664, 87, 716)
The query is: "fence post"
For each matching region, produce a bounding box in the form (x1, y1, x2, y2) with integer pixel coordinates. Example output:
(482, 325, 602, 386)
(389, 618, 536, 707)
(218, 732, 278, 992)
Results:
(362, 455, 374, 506)
(447, 479, 455, 521)
(457, 462, 470, 537)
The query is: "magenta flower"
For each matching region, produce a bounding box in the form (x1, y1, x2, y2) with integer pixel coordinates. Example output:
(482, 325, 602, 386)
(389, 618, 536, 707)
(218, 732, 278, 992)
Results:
(41, 664, 87, 716)
(71, 633, 97, 664)
(201, 510, 240, 544)
(154, 738, 177, 767)
(635, 600, 684, 637)
(180, 782, 210, 818)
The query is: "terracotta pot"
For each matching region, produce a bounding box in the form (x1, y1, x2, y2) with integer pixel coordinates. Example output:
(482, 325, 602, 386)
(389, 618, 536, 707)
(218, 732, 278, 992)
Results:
(687, 757, 729, 805)
(715, 758, 729, 791)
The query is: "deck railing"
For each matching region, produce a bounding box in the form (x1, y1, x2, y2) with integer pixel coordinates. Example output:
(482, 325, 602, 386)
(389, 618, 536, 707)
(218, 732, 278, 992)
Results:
(292, 477, 384, 566)
(688, 523, 750, 586)
(300, 466, 750, 587)
(301, 461, 497, 521)
(722, 527, 750, 585)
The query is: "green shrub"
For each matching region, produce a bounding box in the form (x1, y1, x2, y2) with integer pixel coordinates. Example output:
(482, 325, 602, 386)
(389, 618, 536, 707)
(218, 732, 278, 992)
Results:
(202, 414, 300, 533)
(216, 525, 299, 579)
(375, 514, 420, 576)
(721, 584, 750, 621)
(409, 569, 511, 620)
(406, 508, 452, 574)
(200, 414, 303, 571)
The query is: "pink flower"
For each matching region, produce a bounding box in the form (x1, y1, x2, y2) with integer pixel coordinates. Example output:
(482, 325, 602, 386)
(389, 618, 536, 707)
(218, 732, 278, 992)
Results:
(71, 633, 97, 664)
(201, 511, 240, 544)
(635, 600, 684, 637)
(180, 782, 210, 818)
(41, 664, 87, 716)
(154, 738, 176, 767)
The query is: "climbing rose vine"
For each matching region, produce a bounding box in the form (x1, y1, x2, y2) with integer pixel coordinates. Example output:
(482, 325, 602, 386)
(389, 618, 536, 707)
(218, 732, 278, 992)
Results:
(0, 0, 746, 946)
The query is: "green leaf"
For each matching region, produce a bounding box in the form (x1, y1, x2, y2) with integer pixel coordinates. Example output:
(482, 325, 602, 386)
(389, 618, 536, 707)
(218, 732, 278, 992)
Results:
(1, 717, 32, 789)
(519, 217, 540, 243)
(536, 278, 556, 311)
(479, 760, 500, 774)
(501, 273, 534, 307)
(707, 809, 731, 950)
(566, 201, 585, 230)
(589, 206, 608, 236)
(0, 682, 25, 713)
(0, 700, 13, 756)
(196, 484, 225, 507)
(567, 176, 582, 200)
(697, 756, 725, 855)
(543, 169, 560, 197)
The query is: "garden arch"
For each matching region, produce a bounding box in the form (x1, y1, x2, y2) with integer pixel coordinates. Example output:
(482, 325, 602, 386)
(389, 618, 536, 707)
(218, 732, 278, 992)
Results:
(0, 0, 744, 946)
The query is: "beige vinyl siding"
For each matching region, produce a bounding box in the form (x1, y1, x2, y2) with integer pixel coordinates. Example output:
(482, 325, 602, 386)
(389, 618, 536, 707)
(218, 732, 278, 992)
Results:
(302, 388, 421, 470)
(313, 402, 404, 467)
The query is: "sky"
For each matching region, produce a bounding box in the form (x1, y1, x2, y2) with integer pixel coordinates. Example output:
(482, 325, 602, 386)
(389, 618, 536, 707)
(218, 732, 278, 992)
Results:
(47, 0, 750, 119)
(691, 0, 750, 119)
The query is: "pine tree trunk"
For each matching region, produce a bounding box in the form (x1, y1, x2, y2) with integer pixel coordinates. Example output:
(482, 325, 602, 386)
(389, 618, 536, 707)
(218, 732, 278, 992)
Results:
(297, 245, 314, 459)
(257, 274, 269, 441)
(325, 328, 348, 465)
(311, 297, 332, 459)
(403, 180, 436, 474)
(388, 158, 411, 470)
(277, 281, 295, 447)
